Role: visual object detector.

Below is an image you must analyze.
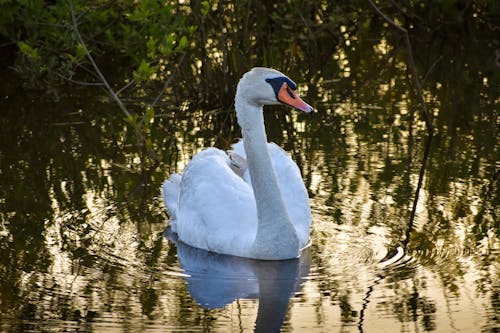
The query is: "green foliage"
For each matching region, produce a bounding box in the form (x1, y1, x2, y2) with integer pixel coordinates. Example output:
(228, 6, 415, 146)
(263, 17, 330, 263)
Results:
(0, 0, 498, 105)
(0, 0, 192, 92)
(17, 41, 40, 61)
(134, 60, 159, 83)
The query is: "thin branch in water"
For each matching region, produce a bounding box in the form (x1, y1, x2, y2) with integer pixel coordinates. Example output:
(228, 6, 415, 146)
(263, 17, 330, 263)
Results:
(404, 134, 432, 248)
(366, 0, 434, 249)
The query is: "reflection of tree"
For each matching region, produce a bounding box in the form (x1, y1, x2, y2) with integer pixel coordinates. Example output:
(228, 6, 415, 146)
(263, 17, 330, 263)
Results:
(392, 289, 437, 331)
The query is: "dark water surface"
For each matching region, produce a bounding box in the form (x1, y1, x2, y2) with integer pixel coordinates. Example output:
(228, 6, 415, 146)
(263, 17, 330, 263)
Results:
(0, 23, 498, 333)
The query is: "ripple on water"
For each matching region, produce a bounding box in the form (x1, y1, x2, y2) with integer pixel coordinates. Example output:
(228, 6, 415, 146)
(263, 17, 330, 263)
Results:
(7, 195, 497, 333)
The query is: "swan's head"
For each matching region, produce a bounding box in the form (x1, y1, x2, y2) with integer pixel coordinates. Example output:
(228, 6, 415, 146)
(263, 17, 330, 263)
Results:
(236, 67, 313, 113)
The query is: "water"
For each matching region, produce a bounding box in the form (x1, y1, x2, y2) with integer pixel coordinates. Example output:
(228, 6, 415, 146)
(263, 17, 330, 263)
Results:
(0, 87, 497, 332)
(0, 20, 498, 333)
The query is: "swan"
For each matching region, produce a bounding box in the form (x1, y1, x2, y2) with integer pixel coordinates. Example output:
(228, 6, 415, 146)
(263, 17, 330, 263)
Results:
(162, 67, 313, 260)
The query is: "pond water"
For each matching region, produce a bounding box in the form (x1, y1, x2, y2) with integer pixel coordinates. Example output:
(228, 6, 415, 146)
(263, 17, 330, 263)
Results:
(0, 20, 498, 333)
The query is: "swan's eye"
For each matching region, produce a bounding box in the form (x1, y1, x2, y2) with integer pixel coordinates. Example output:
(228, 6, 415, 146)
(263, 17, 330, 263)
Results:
(265, 77, 298, 98)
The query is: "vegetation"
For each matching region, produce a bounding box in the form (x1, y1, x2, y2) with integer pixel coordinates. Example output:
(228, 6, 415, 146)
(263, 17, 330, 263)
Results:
(1, 1, 498, 101)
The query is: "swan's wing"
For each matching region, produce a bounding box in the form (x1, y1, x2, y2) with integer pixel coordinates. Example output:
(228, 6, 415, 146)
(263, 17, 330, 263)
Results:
(176, 148, 258, 257)
(231, 140, 311, 248)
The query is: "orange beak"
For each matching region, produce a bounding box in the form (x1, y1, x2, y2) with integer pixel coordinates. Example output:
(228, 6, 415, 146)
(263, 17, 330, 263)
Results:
(277, 83, 314, 113)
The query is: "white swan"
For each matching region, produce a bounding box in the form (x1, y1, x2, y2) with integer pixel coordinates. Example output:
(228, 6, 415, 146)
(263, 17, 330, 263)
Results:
(162, 67, 313, 260)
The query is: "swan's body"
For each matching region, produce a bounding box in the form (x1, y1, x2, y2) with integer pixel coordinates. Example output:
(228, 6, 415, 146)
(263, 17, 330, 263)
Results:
(163, 68, 313, 260)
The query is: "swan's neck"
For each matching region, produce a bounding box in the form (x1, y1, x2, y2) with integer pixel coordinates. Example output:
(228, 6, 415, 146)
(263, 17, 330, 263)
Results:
(235, 98, 299, 259)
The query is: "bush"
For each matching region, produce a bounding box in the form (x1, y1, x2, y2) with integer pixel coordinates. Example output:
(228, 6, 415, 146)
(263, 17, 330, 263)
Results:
(0, 0, 192, 95)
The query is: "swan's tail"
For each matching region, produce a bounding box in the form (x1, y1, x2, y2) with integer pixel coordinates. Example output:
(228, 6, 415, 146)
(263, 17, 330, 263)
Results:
(162, 173, 182, 227)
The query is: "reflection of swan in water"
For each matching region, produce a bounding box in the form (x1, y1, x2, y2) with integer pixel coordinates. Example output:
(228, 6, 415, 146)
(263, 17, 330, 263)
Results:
(166, 228, 311, 332)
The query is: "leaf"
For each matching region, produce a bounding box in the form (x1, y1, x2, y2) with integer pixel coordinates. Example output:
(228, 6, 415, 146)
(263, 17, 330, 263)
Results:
(75, 43, 86, 60)
(67, 53, 79, 63)
(201, 1, 210, 16)
(146, 37, 157, 59)
(177, 35, 188, 51)
(159, 34, 175, 56)
(18, 41, 40, 60)
(135, 60, 151, 82)
(134, 60, 159, 83)
(188, 25, 197, 35)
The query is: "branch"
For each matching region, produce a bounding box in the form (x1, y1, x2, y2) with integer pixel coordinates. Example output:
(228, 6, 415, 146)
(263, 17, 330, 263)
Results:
(404, 135, 432, 248)
(68, 0, 130, 118)
(116, 78, 136, 96)
(422, 55, 443, 84)
(56, 73, 104, 86)
(366, 0, 434, 250)
(67, 0, 159, 168)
